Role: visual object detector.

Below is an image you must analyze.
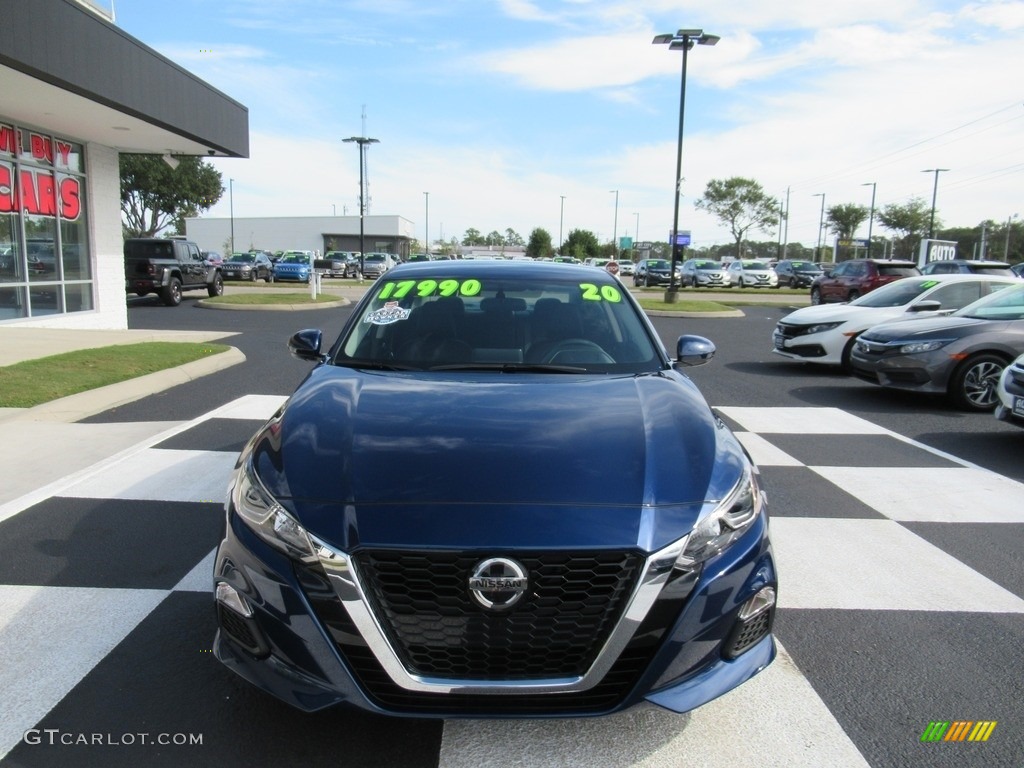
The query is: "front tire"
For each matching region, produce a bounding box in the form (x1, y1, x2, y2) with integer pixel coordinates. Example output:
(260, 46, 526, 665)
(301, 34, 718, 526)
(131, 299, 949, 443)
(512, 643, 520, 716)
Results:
(949, 354, 1006, 411)
(810, 287, 823, 305)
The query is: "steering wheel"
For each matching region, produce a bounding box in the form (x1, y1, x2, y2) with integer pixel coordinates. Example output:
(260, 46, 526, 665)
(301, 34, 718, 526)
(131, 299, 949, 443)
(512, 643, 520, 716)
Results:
(539, 338, 615, 365)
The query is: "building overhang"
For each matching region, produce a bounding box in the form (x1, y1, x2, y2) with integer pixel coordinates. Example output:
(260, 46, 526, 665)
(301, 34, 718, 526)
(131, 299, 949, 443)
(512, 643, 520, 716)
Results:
(0, 0, 248, 158)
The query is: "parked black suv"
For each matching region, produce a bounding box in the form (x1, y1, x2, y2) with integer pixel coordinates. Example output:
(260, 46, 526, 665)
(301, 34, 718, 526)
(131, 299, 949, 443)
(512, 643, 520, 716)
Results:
(774, 259, 823, 288)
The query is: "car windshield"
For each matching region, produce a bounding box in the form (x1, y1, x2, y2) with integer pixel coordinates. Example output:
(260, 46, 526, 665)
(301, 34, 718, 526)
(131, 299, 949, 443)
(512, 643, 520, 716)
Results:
(365, 254, 386, 262)
(851, 279, 939, 308)
(742, 261, 769, 269)
(877, 264, 920, 277)
(280, 253, 309, 264)
(228, 254, 254, 263)
(791, 262, 820, 272)
(955, 284, 1024, 321)
(694, 261, 719, 269)
(336, 265, 664, 374)
(648, 260, 670, 270)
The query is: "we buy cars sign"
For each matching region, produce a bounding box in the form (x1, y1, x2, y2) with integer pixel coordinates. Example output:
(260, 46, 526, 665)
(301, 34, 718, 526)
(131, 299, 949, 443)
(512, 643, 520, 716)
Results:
(0, 124, 82, 220)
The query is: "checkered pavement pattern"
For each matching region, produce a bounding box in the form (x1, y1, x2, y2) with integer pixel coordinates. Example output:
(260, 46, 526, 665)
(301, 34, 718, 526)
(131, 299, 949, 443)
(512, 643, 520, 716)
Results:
(1, 400, 1021, 768)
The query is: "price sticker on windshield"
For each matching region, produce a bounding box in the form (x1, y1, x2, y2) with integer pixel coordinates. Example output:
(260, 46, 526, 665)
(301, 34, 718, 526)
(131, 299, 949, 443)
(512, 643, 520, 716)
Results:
(579, 283, 623, 302)
(377, 279, 482, 300)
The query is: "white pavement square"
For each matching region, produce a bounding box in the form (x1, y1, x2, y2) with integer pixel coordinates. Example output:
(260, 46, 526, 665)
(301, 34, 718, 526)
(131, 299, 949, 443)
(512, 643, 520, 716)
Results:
(771, 517, 1024, 612)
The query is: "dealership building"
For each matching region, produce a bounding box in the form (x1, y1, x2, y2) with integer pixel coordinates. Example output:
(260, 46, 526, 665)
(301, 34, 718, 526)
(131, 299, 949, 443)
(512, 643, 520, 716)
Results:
(0, 0, 248, 329)
(186, 215, 416, 260)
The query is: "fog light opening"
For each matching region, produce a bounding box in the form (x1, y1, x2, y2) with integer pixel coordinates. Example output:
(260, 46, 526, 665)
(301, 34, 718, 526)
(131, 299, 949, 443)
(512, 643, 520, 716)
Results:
(216, 581, 253, 618)
(724, 586, 776, 660)
(738, 586, 776, 621)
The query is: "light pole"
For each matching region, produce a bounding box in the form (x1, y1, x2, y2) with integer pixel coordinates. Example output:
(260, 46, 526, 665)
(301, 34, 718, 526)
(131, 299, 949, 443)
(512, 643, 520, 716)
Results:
(609, 190, 619, 258)
(559, 195, 566, 254)
(922, 168, 949, 240)
(1005, 213, 1019, 260)
(813, 193, 826, 262)
(423, 191, 429, 256)
(653, 28, 720, 295)
(343, 135, 380, 276)
(861, 182, 876, 258)
(229, 178, 235, 255)
(634, 212, 640, 245)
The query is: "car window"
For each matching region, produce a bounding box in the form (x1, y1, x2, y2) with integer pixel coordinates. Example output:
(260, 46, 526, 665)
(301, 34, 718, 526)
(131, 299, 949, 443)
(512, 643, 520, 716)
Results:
(927, 281, 983, 310)
(853, 279, 937, 307)
(743, 261, 769, 269)
(877, 264, 919, 277)
(956, 285, 1024, 320)
(338, 270, 662, 373)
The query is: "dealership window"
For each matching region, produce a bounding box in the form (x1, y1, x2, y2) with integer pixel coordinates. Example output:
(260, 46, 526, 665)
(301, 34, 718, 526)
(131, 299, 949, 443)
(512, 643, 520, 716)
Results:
(0, 121, 92, 321)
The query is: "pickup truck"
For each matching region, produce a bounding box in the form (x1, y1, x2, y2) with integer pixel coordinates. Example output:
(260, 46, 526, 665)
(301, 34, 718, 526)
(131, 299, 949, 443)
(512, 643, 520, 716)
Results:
(124, 238, 224, 306)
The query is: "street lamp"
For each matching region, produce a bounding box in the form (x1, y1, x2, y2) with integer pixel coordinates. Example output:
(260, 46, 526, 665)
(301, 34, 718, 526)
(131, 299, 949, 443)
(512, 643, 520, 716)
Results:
(812, 193, 826, 262)
(343, 135, 380, 276)
(423, 191, 429, 256)
(861, 182, 876, 258)
(653, 28, 720, 295)
(559, 195, 566, 254)
(609, 190, 619, 258)
(921, 168, 949, 240)
(634, 212, 640, 244)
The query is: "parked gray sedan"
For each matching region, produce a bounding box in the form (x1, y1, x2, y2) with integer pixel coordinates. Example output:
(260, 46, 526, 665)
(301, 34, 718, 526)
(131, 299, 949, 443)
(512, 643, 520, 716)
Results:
(848, 283, 1024, 410)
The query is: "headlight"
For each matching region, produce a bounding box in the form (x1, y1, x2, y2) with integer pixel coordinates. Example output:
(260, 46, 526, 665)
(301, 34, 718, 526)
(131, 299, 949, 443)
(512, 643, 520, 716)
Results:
(803, 321, 843, 335)
(898, 339, 952, 354)
(675, 466, 765, 569)
(232, 459, 317, 563)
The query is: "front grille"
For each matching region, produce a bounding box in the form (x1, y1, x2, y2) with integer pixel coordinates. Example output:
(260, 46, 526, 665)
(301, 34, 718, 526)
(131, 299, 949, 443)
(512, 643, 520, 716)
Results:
(353, 550, 643, 679)
(296, 560, 699, 715)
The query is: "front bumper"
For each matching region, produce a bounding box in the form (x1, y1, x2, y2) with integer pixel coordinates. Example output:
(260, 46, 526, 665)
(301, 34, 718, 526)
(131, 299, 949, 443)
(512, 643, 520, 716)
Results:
(848, 349, 948, 393)
(213, 504, 776, 718)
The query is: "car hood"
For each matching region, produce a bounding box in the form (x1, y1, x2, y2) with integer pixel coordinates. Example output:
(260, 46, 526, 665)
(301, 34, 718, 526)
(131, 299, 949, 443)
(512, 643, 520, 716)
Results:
(248, 368, 748, 552)
(860, 315, 988, 341)
(780, 304, 900, 326)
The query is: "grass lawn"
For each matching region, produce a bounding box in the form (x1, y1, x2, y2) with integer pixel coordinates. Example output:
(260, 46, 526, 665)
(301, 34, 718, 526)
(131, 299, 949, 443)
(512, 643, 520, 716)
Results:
(0, 342, 232, 408)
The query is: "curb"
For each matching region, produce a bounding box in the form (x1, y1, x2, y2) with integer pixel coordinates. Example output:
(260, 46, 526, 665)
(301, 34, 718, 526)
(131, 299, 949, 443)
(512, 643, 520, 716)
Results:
(197, 297, 349, 311)
(1, 347, 246, 424)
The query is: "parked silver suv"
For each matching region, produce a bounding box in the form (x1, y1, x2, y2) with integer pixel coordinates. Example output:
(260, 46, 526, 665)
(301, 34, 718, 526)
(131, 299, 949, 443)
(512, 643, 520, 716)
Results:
(360, 252, 396, 279)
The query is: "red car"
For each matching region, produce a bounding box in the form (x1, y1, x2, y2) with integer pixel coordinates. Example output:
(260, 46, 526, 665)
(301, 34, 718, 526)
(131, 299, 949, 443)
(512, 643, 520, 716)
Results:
(810, 259, 919, 304)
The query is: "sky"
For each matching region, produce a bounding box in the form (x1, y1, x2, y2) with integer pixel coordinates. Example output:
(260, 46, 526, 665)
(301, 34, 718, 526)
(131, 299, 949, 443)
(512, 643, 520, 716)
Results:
(114, 0, 1024, 252)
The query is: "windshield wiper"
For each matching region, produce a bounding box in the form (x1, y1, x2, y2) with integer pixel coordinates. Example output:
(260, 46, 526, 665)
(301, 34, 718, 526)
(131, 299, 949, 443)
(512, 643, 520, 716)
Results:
(337, 358, 422, 371)
(429, 362, 587, 373)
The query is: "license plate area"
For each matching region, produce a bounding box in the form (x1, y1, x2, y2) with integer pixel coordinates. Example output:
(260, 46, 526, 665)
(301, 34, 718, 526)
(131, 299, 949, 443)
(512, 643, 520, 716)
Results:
(1013, 396, 1024, 417)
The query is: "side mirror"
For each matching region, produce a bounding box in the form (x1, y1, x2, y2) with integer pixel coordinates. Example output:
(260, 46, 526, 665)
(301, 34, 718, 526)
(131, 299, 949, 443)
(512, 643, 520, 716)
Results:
(288, 328, 326, 363)
(909, 300, 942, 313)
(674, 335, 716, 368)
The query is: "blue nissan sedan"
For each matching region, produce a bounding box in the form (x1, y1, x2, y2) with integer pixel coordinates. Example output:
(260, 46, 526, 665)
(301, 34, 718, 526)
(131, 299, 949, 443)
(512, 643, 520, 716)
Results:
(213, 260, 777, 717)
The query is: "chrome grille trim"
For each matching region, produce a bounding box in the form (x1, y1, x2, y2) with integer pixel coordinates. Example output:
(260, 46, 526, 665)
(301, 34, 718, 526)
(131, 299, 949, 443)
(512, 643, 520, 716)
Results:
(310, 534, 687, 695)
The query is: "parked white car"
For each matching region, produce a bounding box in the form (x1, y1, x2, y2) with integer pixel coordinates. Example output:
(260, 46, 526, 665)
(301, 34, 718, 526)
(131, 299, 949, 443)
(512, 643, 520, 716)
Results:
(727, 260, 778, 288)
(772, 274, 1019, 368)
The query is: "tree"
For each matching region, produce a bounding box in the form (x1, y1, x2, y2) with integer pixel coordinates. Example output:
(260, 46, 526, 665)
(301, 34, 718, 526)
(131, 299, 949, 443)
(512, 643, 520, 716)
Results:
(827, 203, 869, 260)
(120, 154, 223, 237)
(562, 228, 600, 260)
(461, 228, 484, 246)
(694, 177, 780, 262)
(876, 197, 933, 260)
(504, 228, 524, 246)
(485, 230, 504, 247)
(526, 227, 553, 258)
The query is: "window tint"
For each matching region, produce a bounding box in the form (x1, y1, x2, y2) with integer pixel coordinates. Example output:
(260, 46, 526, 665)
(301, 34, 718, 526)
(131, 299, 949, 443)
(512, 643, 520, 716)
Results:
(928, 281, 983, 309)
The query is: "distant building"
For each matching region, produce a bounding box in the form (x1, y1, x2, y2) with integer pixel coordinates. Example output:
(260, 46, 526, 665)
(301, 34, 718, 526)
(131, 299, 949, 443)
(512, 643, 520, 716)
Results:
(185, 215, 415, 259)
(1, 0, 248, 328)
